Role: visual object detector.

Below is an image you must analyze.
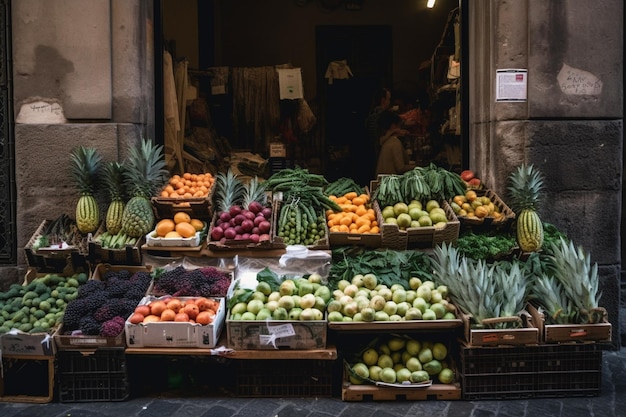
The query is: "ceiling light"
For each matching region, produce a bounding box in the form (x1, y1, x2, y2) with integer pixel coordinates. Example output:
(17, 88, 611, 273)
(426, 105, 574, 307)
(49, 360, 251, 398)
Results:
(427, 0, 436, 8)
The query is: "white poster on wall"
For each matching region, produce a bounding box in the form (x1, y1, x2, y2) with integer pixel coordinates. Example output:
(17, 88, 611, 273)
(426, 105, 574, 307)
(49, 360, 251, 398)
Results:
(496, 69, 528, 102)
(277, 68, 304, 100)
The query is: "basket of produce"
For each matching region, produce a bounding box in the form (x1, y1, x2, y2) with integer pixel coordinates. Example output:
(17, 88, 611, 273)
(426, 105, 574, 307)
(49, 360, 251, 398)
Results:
(24, 215, 89, 273)
(371, 166, 465, 250)
(54, 265, 153, 350)
(342, 334, 461, 401)
(526, 237, 611, 343)
(263, 167, 336, 249)
(145, 212, 207, 249)
(450, 188, 515, 230)
(125, 295, 225, 348)
(152, 171, 216, 220)
(0, 270, 89, 355)
(324, 178, 382, 248)
(147, 264, 234, 298)
(325, 247, 461, 329)
(430, 243, 539, 347)
(226, 267, 331, 349)
(208, 171, 274, 250)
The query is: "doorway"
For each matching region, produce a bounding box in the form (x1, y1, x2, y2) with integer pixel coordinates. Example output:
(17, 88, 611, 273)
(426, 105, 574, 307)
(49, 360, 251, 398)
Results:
(316, 25, 392, 186)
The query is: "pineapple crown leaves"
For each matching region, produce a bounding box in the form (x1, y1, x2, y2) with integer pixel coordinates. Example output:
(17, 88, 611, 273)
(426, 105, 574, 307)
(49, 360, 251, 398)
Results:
(506, 163, 545, 212)
(242, 176, 268, 209)
(123, 139, 169, 198)
(69, 146, 104, 195)
(103, 161, 127, 201)
(547, 236, 601, 321)
(215, 168, 246, 213)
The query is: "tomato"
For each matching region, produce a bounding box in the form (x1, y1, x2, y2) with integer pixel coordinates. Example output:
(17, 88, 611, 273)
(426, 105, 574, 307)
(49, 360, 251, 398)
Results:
(460, 170, 475, 181)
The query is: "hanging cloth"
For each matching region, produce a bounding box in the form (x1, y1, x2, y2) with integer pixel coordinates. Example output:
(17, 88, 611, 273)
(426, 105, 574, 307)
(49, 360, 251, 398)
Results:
(174, 59, 189, 173)
(163, 50, 184, 172)
(324, 59, 353, 84)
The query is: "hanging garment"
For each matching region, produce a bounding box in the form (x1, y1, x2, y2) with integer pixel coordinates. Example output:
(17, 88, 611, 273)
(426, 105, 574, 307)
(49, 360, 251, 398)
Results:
(163, 50, 183, 172)
(324, 59, 353, 84)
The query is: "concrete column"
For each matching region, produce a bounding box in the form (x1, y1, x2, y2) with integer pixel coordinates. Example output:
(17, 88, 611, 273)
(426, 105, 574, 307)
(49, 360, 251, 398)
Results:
(468, 0, 623, 346)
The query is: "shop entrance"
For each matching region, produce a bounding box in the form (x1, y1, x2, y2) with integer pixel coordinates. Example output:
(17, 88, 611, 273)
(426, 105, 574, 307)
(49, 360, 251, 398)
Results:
(316, 25, 392, 186)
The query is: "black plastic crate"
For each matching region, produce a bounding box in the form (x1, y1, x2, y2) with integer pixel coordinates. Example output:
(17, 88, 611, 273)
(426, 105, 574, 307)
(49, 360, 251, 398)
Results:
(57, 348, 129, 402)
(234, 359, 334, 397)
(459, 343, 603, 400)
(533, 343, 603, 398)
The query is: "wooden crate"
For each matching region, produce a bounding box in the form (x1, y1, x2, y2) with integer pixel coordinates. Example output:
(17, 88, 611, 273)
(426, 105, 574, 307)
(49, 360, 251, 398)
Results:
(226, 317, 327, 350)
(24, 219, 82, 273)
(526, 304, 612, 344)
(88, 224, 143, 265)
(374, 200, 460, 250)
(461, 310, 539, 347)
(342, 377, 461, 401)
(456, 188, 516, 231)
(0, 354, 55, 403)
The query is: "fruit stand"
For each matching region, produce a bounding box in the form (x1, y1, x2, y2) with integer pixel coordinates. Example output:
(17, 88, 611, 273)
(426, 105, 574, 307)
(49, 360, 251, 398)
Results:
(0, 143, 612, 403)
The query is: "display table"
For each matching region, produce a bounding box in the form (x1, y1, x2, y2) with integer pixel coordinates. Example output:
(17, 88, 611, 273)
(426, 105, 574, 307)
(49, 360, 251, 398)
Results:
(142, 243, 288, 259)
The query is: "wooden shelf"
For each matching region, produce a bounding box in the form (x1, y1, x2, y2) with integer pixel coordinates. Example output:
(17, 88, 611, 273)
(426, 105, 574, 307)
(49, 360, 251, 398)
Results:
(142, 243, 287, 258)
(124, 332, 337, 360)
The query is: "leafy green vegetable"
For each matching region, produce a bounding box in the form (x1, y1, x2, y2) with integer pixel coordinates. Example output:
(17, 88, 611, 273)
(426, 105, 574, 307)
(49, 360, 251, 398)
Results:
(328, 247, 433, 290)
(256, 267, 282, 292)
(454, 230, 517, 260)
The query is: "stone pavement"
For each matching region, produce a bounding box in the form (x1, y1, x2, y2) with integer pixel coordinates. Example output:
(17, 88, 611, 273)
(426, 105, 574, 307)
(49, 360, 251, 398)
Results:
(1, 347, 625, 417)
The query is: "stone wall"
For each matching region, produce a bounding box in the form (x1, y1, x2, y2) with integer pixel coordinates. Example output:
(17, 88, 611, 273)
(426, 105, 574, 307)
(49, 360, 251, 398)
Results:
(8, 0, 155, 273)
(469, 0, 623, 346)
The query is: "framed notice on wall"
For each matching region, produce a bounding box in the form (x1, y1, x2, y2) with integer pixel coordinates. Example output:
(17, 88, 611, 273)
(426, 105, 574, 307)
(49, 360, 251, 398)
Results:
(495, 69, 528, 102)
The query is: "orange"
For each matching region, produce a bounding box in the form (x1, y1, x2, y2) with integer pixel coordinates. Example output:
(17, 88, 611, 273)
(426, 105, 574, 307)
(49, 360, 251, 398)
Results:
(165, 231, 182, 238)
(175, 221, 197, 238)
(174, 212, 191, 224)
(190, 218, 205, 231)
(155, 219, 175, 237)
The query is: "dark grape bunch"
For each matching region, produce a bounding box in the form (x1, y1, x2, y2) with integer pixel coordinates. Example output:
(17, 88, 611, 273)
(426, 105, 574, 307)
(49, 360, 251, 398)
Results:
(152, 266, 232, 297)
(62, 270, 152, 337)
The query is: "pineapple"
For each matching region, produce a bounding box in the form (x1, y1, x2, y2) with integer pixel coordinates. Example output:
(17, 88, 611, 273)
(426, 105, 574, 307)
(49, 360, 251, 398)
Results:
(103, 161, 126, 235)
(507, 164, 545, 252)
(69, 146, 103, 234)
(214, 168, 245, 213)
(242, 176, 268, 211)
(121, 139, 169, 238)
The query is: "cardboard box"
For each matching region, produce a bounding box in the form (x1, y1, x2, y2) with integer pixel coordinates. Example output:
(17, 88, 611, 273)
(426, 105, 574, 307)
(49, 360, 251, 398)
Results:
(526, 303, 612, 344)
(145, 224, 205, 248)
(0, 331, 56, 356)
(226, 317, 327, 350)
(124, 296, 225, 348)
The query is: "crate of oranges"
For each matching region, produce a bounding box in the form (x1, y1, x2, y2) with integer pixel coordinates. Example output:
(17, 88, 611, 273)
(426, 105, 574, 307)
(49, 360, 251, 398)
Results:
(145, 212, 207, 248)
(326, 191, 382, 248)
(151, 172, 216, 220)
